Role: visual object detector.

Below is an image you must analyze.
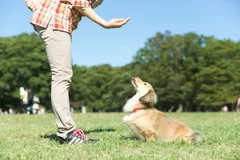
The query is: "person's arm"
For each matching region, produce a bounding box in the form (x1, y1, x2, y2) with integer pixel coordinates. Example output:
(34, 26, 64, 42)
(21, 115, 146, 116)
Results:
(75, 6, 130, 29)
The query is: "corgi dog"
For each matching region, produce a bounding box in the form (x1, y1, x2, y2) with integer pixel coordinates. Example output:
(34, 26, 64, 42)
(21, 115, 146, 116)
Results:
(123, 76, 202, 143)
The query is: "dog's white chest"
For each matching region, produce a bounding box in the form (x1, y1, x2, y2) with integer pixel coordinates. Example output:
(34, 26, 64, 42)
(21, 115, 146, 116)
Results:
(122, 110, 144, 122)
(123, 94, 140, 112)
(123, 114, 132, 122)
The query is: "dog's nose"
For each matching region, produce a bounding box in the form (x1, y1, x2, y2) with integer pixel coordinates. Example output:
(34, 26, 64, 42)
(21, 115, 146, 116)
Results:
(132, 75, 137, 78)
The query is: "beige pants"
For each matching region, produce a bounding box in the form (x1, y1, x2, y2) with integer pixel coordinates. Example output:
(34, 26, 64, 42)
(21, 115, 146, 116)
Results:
(35, 19, 75, 139)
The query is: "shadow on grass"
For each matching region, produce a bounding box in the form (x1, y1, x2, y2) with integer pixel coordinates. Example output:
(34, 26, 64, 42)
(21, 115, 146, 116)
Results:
(40, 128, 116, 142)
(40, 134, 59, 142)
(120, 135, 139, 141)
(84, 128, 116, 134)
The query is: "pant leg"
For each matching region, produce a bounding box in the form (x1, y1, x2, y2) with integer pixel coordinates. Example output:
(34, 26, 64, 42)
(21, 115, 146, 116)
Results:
(35, 19, 75, 139)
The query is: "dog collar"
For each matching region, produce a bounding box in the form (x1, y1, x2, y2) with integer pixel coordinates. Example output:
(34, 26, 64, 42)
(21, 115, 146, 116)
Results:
(133, 108, 144, 113)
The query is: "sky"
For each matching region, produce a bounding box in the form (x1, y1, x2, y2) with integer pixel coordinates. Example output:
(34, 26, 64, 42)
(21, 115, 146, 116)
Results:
(0, 0, 240, 67)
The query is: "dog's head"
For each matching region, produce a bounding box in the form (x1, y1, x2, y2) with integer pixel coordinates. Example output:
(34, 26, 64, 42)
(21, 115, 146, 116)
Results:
(131, 76, 157, 108)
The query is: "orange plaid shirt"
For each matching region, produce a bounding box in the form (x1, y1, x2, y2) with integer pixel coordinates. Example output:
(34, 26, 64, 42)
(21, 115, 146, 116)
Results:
(28, 0, 103, 33)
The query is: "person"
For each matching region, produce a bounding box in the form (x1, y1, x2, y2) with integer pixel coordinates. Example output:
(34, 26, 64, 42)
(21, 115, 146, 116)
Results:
(24, 0, 130, 144)
(20, 87, 28, 105)
(27, 88, 35, 114)
(20, 87, 33, 114)
(222, 105, 228, 112)
(236, 97, 240, 112)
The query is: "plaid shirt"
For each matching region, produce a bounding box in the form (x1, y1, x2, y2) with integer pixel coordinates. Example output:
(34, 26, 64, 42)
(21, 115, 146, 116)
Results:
(26, 0, 103, 33)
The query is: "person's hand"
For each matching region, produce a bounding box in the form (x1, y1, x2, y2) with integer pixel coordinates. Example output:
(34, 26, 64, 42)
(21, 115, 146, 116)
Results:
(75, 6, 131, 29)
(103, 17, 131, 29)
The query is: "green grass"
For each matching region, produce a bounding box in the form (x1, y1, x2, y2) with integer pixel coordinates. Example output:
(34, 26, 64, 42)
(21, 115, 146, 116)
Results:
(0, 112, 240, 160)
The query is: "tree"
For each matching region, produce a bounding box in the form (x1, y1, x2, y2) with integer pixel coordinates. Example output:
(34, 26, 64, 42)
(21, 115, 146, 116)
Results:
(0, 33, 50, 111)
(1, 32, 240, 112)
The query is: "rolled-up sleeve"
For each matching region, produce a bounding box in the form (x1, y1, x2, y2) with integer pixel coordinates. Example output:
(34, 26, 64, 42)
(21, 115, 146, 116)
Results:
(90, 0, 103, 9)
(73, 0, 90, 9)
(24, 0, 37, 11)
(70, 0, 103, 9)
(60, 0, 103, 9)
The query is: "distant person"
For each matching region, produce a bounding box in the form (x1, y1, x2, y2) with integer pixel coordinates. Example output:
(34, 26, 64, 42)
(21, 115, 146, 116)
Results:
(27, 88, 34, 114)
(236, 98, 240, 112)
(20, 87, 28, 105)
(9, 108, 13, 115)
(38, 106, 45, 114)
(222, 105, 228, 112)
(25, 0, 130, 144)
(32, 95, 40, 114)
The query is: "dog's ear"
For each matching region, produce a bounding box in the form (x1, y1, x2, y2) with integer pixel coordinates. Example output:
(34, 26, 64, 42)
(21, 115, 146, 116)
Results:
(139, 90, 155, 108)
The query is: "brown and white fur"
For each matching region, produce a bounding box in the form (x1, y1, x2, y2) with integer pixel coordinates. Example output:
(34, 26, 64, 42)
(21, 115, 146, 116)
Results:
(123, 76, 202, 143)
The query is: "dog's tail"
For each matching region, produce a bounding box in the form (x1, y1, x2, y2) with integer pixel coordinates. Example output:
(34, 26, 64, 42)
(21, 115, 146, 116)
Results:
(190, 132, 203, 143)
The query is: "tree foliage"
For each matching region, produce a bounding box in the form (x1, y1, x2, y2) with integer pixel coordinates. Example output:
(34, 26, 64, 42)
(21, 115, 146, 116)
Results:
(1, 32, 240, 112)
(0, 33, 51, 111)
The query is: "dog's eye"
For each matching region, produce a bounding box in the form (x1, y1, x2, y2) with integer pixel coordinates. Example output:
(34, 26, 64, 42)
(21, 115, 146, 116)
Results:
(144, 83, 147, 85)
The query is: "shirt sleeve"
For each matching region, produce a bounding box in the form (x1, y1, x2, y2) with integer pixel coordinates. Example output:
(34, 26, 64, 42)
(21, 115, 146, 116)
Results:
(60, 0, 103, 9)
(90, 0, 103, 9)
(24, 0, 42, 11)
(73, 0, 91, 8)
(24, 0, 37, 11)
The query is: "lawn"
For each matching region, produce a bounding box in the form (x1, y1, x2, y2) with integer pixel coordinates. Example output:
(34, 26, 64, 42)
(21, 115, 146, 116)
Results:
(0, 112, 240, 160)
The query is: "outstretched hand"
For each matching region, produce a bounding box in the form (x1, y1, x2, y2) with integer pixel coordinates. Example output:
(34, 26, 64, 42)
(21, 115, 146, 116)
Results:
(75, 5, 131, 29)
(103, 17, 131, 29)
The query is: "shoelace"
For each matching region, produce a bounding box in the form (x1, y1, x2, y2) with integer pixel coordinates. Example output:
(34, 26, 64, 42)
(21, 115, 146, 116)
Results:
(73, 129, 88, 141)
